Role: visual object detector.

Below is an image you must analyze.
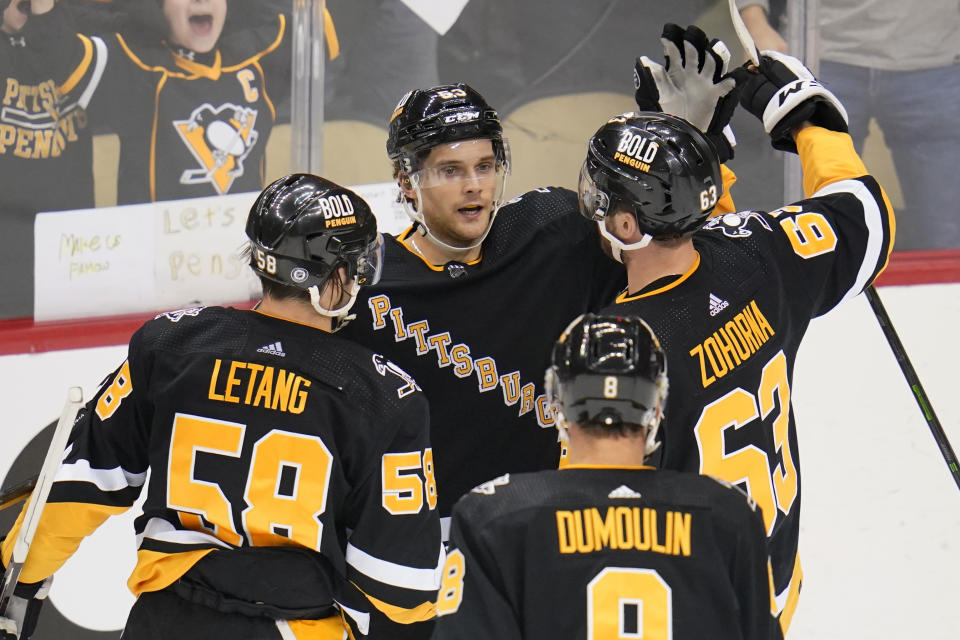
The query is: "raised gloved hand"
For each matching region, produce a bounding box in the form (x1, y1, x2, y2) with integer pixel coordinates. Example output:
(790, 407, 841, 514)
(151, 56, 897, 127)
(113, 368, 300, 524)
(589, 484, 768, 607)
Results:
(737, 50, 849, 153)
(634, 23, 741, 162)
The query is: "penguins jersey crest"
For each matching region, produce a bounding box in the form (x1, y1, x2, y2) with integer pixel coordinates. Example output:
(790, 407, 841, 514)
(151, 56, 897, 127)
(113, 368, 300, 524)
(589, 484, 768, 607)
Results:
(174, 102, 259, 195)
(703, 211, 772, 238)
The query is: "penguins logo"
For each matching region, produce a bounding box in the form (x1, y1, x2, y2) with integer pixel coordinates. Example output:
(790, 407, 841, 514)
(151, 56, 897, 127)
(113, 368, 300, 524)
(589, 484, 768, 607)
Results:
(372, 353, 421, 398)
(174, 103, 259, 195)
(703, 211, 772, 238)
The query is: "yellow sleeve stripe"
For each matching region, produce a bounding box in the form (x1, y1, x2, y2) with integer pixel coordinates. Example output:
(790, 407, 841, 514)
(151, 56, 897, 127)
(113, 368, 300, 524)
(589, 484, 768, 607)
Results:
(351, 582, 437, 624)
(1, 501, 126, 584)
(776, 556, 804, 636)
(284, 615, 351, 639)
(127, 547, 215, 596)
(796, 127, 869, 198)
(59, 33, 94, 95)
(713, 164, 738, 217)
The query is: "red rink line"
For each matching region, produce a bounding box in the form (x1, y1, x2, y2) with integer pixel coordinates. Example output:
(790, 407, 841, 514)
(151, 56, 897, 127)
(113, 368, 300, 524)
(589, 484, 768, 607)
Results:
(0, 250, 957, 356)
(873, 249, 960, 287)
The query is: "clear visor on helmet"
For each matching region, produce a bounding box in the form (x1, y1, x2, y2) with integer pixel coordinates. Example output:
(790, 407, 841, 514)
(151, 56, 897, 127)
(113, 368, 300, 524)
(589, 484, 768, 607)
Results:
(578, 158, 673, 226)
(578, 161, 612, 221)
(408, 139, 510, 195)
(350, 233, 384, 290)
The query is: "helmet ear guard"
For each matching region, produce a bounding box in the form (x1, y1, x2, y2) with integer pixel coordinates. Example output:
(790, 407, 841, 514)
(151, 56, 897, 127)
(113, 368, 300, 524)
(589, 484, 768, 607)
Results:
(546, 313, 669, 458)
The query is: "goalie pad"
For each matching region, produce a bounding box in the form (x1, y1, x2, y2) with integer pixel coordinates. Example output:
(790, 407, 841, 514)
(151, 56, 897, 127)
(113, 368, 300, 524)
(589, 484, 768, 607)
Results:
(738, 50, 849, 153)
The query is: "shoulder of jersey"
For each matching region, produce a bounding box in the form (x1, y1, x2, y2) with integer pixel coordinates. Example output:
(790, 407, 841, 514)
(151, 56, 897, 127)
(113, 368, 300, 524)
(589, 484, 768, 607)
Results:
(644, 467, 757, 513)
(497, 186, 578, 224)
(278, 331, 425, 406)
(456, 471, 562, 517)
(141, 305, 217, 336)
(484, 187, 582, 255)
(700, 473, 760, 513)
(699, 210, 778, 245)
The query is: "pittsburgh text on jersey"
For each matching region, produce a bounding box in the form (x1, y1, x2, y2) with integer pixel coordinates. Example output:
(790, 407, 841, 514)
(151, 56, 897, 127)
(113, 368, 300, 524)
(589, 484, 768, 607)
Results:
(367, 293, 556, 428)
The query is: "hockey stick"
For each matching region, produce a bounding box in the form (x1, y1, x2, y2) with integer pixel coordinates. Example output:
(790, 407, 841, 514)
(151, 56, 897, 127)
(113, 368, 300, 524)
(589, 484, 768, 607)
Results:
(724, 0, 960, 492)
(0, 387, 84, 620)
(0, 478, 37, 513)
(864, 286, 960, 490)
(727, 0, 760, 65)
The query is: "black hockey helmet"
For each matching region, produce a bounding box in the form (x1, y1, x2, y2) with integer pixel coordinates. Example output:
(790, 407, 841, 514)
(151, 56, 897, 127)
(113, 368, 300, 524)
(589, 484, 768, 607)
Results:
(545, 313, 668, 454)
(386, 83, 508, 172)
(580, 111, 722, 238)
(246, 174, 383, 315)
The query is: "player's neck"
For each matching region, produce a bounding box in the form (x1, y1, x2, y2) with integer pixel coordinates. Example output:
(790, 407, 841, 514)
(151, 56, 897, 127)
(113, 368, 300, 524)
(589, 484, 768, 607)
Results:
(623, 239, 698, 293)
(405, 230, 481, 265)
(566, 430, 649, 467)
(256, 296, 334, 332)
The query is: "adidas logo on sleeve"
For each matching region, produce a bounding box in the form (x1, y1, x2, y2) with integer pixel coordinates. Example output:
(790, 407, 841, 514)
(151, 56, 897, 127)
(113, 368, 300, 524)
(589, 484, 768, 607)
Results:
(257, 341, 286, 357)
(708, 293, 729, 317)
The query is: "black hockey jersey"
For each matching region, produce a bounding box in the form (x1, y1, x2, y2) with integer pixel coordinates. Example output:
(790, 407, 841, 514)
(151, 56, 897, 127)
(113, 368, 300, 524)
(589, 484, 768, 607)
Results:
(600, 127, 895, 634)
(0, 307, 443, 636)
(0, 10, 103, 214)
(84, 9, 290, 204)
(339, 188, 625, 522)
(432, 467, 773, 640)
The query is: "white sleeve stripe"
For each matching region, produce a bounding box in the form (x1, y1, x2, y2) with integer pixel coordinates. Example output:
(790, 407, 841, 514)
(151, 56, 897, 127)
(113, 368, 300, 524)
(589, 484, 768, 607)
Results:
(336, 601, 370, 636)
(136, 516, 232, 549)
(55, 459, 148, 491)
(346, 542, 444, 592)
(78, 36, 108, 110)
(810, 178, 885, 304)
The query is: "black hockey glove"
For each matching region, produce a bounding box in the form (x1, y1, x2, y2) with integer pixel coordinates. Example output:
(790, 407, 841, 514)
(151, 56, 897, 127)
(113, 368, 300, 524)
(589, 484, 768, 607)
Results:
(0, 545, 50, 640)
(634, 23, 741, 162)
(737, 50, 849, 153)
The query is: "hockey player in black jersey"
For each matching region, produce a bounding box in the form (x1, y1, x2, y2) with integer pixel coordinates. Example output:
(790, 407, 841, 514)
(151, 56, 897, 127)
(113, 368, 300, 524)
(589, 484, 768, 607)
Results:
(581, 36, 896, 637)
(338, 58, 744, 540)
(432, 313, 773, 640)
(337, 82, 624, 532)
(0, 174, 443, 639)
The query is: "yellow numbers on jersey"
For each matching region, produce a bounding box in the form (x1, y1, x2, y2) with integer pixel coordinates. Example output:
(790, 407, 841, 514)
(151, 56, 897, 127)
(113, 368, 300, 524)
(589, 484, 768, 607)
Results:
(96, 360, 133, 420)
(436, 549, 465, 616)
(168, 413, 333, 550)
(381, 449, 437, 515)
(243, 430, 332, 548)
(587, 567, 672, 639)
(779, 210, 838, 259)
(693, 351, 798, 535)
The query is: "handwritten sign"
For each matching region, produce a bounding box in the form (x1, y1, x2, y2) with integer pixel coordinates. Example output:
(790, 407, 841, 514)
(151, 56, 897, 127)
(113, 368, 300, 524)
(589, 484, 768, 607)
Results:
(34, 182, 408, 322)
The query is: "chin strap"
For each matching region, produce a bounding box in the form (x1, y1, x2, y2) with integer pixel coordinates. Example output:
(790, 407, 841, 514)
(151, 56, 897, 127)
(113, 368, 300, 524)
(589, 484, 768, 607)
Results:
(597, 220, 653, 263)
(308, 283, 358, 332)
(399, 188, 503, 253)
